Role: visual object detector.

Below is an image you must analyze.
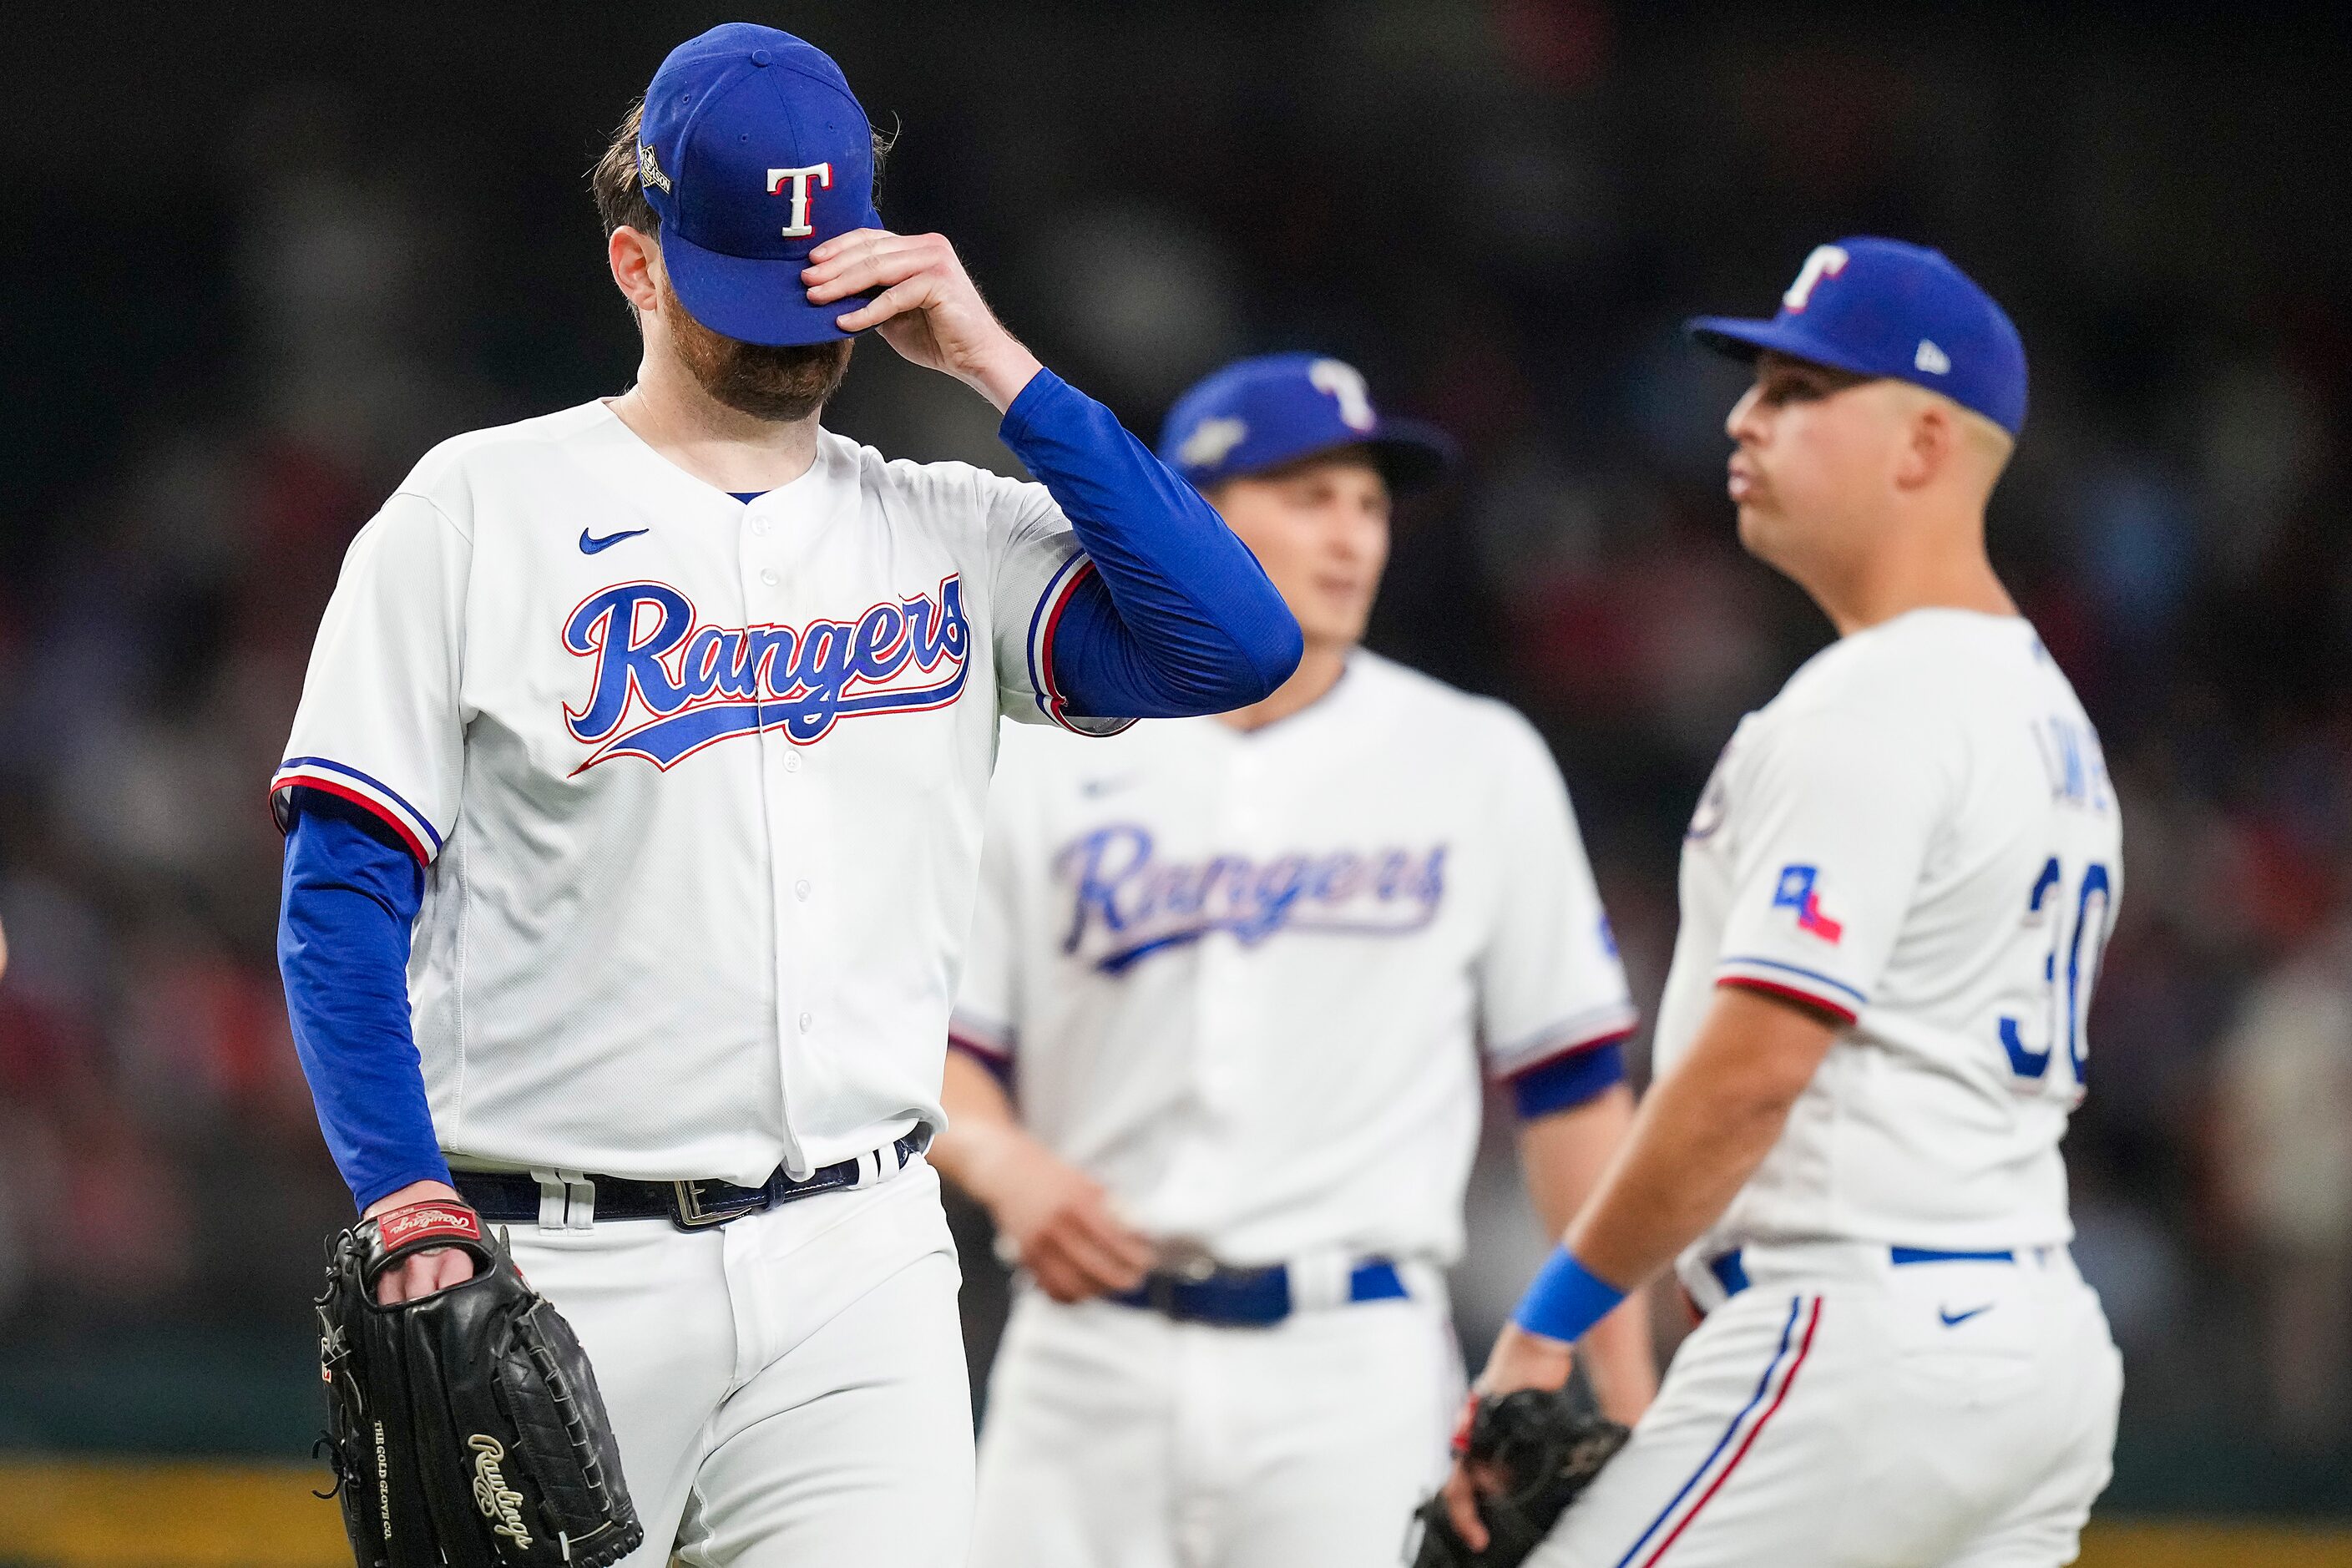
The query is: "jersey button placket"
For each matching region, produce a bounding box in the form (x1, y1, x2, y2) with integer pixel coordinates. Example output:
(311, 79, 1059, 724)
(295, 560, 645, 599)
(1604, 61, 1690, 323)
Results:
(1176, 746, 1247, 1234)
(744, 496, 816, 1166)
(1203, 745, 1263, 1113)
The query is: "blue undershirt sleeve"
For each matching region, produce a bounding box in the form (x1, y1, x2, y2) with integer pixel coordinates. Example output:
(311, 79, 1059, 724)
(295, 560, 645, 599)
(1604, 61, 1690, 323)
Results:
(276, 788, 449, 1211)
(1000, 370, 1302, 717)
(1510, 1039, 1629, 1120)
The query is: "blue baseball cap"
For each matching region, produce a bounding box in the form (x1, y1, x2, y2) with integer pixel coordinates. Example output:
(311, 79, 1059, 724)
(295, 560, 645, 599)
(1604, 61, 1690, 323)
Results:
(635, 24, 884, 346)
(1687, 237, 2028, 436)
(1158, 353, 1457, 497)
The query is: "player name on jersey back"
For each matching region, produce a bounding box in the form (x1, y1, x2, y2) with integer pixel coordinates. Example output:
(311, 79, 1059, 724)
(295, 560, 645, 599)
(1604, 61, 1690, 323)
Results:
(274, 402, 1109, 1186)
(1654, 609, 2122, 1265)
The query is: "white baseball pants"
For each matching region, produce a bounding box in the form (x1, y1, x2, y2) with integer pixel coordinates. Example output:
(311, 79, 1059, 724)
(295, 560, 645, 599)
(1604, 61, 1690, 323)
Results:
(1530, 1242, 2122, 1568)
(503, 1158, 974, 1567)
(969, 1280, 1464, 1568)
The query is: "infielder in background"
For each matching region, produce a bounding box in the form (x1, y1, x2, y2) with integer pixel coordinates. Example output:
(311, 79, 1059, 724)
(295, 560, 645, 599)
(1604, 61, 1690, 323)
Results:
(272, 23, 1298, 1565)
(934, 353, 1658, 1568)
(1444, 239, 2123, 1565)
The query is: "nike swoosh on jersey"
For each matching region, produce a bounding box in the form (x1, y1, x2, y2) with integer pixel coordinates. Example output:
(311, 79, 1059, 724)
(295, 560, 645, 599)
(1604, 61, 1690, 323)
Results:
(579, 527, 650, 554)
(1939, 1303, 1994, 1327)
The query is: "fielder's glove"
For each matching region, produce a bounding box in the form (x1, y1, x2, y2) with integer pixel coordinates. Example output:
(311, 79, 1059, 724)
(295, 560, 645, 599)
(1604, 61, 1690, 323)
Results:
(1407, 1388, 1630, 1568)
(315, 1199, 644, 1568)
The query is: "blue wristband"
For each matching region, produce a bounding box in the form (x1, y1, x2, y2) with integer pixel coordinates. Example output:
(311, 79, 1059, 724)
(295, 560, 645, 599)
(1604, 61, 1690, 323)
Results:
(1511, 1247, 1626, 1344)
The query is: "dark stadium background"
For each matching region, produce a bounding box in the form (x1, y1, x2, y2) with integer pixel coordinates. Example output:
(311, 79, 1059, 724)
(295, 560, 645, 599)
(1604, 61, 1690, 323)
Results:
(4, 1, 2349, 1555)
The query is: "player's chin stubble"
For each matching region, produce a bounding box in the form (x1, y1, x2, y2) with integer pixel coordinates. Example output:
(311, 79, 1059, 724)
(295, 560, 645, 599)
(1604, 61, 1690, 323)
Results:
(663, 280, 853, 422)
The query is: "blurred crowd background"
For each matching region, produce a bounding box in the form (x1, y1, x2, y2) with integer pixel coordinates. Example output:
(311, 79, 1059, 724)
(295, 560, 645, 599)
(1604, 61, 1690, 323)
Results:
(3, 0, 2348, 1523)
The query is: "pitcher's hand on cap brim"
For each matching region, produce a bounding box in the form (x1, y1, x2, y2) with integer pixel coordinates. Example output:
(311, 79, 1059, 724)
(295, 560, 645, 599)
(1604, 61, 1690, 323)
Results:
(804, 229, 1042, 408)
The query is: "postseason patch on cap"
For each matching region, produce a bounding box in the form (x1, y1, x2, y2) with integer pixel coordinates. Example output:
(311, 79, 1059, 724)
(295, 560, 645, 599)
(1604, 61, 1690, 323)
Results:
(1176, 417, 1250, 469)
(636, 143, 671, 195)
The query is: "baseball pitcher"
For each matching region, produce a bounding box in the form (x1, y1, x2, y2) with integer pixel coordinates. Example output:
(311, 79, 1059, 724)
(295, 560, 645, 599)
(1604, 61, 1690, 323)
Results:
(933, 354, 1658, 1568)
(273, 24, 1300, 1566)
(1439, 240, 2124, 1566)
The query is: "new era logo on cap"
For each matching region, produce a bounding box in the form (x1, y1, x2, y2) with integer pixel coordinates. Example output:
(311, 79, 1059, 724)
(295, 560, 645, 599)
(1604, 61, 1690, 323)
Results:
(634, 24, 885, 347)
(1687, 236, 2029, 435)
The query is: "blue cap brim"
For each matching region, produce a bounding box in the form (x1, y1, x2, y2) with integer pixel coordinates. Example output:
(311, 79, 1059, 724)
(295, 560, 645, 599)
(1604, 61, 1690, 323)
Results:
(1225, 418, 1457, 498)
(1368, 417, 1459, 498)
(1685, 315, 1886, 382)
(662, 218, 883, 347)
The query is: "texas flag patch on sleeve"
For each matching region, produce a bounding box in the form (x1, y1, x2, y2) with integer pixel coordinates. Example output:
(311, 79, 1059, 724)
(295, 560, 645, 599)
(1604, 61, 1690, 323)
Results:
(1772, 863, 1844, 944)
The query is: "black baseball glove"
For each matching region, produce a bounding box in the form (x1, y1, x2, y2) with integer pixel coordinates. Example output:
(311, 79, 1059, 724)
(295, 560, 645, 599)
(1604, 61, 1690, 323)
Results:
(1407, 1388, 1630, 1568)
(315, 1199, 644, 1568)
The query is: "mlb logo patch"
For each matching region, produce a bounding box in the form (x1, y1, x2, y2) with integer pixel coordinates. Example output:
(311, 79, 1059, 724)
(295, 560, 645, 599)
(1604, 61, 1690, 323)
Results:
(1772, 864, 1844, 944)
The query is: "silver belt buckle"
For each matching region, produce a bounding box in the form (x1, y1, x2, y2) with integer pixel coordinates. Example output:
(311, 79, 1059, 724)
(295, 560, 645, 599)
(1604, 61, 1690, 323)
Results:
(672, 1179, 762, 1229)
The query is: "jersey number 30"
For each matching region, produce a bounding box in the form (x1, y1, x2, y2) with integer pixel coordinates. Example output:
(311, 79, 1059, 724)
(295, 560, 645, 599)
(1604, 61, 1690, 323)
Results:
(2000, 858, 2113, 1097)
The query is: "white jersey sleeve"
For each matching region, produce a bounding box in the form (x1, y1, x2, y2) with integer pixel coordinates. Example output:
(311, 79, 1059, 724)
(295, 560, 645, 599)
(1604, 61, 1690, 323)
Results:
(948, 750, 1027, 1071)
(1475, 711, 1640, 1077)
(983, 477, 1134, 737)
(1712, 703, 1948, 1024)
(271, 492, 472, 862)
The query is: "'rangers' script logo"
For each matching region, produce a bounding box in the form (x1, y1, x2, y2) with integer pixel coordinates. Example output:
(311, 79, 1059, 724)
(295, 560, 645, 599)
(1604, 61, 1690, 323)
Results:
(1058, 824, 1447, 974)
(468, 1434, 534, 1550)
(564, 577, 969, 769)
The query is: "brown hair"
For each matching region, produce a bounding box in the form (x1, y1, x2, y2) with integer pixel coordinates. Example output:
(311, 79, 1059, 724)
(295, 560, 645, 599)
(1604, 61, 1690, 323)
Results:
(589, 99, 897, 238)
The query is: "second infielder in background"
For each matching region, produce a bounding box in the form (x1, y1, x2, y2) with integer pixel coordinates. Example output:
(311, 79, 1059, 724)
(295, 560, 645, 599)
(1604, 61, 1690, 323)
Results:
(1446, 239, 2124, 1566)
(934, 353, 1657, 1568)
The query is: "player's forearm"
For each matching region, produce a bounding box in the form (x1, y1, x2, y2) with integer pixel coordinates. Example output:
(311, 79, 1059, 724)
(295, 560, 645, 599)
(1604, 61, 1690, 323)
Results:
(1000, 371, 1302, 715)
(1507, 990, 1835, 1348)
(1565, 989, 1836, 1291)
(1518, 1082, 1635, 1240)
(964, 337, 1046, 413)
(932, 1047, 1034, 1210)
(1517, 1085, 1656, 1419)
(279, 802, 451, 1211)
(1578, 1289, 1658, 1423)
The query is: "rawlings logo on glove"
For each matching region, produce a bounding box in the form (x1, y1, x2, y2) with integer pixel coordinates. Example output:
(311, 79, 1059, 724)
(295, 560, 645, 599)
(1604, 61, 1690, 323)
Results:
(377, 1204, 482, 1250)
(469, 1436, 533, 1549)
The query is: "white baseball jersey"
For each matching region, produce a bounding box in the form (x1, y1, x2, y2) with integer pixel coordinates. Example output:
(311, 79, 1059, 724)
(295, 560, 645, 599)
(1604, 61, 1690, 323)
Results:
(1655, 609, 2122, 1271)
(272, 400, 1123, 1186)
(951, 651, 1636, 1267)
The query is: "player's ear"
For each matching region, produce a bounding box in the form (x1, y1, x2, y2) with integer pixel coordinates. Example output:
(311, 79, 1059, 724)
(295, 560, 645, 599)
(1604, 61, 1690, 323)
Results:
(608, 225, 664, 319)
(1892, 397, 1951, 493)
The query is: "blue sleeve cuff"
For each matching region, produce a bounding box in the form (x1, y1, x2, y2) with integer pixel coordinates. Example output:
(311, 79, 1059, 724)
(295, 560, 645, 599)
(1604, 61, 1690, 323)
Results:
(1511, 1247, 1627, 1345)
(998, 365, 1070, 445)
(1510, 1039, 1628, 1120)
